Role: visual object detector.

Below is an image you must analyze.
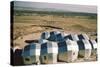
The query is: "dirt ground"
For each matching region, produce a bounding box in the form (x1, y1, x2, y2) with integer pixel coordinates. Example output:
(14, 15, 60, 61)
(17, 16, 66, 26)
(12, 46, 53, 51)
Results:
(13, 15, 97, 48)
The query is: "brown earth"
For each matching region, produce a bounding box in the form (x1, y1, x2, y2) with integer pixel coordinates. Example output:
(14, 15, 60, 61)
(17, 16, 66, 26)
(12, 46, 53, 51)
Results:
(13, 15, 97, 48)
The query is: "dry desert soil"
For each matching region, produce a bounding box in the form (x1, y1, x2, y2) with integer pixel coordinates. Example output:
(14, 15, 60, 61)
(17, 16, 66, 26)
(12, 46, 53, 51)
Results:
(13, 15, 97, 48)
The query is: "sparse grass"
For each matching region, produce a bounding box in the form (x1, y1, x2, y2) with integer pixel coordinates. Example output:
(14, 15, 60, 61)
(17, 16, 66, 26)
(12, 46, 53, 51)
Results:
(13, 14, 97, 42)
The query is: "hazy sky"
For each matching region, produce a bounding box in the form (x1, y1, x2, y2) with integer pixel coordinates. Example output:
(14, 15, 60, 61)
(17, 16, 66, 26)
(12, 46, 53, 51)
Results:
(14, 1, 97, 13)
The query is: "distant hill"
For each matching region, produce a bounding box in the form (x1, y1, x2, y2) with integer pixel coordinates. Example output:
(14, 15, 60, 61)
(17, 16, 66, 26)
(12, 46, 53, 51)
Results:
(14, 6, 72, 13)
(13, 6, 97, 18)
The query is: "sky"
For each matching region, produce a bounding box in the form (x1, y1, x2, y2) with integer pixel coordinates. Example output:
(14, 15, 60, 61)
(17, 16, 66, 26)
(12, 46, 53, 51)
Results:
(14, 1, 97, 13)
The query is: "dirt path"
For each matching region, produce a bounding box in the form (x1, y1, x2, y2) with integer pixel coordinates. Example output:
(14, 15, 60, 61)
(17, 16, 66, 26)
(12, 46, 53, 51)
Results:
(14, 32, 41, 48)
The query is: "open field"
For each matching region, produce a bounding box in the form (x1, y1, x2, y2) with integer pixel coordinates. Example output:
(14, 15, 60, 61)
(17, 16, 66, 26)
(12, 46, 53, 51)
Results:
(12, 11, 97, 49)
